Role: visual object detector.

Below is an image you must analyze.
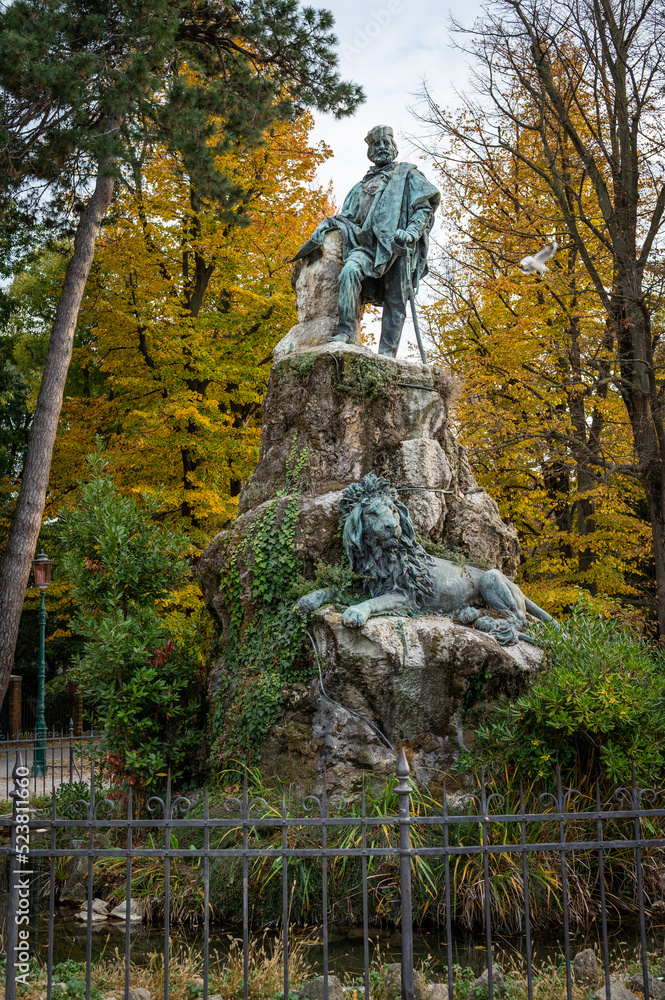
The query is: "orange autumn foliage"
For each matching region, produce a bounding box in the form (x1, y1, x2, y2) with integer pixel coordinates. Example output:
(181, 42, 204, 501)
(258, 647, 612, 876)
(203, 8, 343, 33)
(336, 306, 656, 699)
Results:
(50, 113, 333, 537)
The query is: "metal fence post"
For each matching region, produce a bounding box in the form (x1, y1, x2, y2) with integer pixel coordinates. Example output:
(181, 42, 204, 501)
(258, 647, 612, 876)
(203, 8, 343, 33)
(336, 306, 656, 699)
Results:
(69, 718, 74, 783)
(396, 747, 414, 1000)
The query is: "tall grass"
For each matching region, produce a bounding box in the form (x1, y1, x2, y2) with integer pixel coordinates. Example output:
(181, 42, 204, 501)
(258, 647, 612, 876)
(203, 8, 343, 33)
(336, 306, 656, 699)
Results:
(82, 768, 665, 934)
(4, 938, 663, 1000)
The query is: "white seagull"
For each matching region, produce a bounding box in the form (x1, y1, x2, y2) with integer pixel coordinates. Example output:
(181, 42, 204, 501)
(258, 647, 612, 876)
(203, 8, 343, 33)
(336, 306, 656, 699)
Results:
(519, 239, 558, 274)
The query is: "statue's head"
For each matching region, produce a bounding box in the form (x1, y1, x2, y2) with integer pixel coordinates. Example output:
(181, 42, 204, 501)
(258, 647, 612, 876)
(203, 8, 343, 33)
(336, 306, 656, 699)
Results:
(339, 473, 435, 607)
(365, 125, 398, 167)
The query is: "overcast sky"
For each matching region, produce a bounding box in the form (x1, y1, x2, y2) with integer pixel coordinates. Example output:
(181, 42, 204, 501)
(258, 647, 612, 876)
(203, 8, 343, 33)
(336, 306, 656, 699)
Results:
(308, 0, 483, 355)
(310, 0, 481, 199)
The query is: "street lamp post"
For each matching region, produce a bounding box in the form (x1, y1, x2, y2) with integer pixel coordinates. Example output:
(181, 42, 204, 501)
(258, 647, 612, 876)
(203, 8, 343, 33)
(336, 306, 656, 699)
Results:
(32, 550, 52, 777)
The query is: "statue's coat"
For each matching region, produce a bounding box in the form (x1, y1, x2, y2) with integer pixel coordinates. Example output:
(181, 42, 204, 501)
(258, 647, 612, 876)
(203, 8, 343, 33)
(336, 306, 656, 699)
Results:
(293, 162, 440, 301)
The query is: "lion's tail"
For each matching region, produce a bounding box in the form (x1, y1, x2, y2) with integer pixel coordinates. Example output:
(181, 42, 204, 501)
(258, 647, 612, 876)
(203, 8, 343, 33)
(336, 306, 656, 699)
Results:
(524, 597, 559, 627)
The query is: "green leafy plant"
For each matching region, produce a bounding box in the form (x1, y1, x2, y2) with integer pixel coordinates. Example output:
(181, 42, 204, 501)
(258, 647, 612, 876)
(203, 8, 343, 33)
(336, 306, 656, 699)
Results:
(294, 557, 369, 607)
(55, 780, 92, 819)
(457, 604, 665, 785)
(418, 535, 493, 571)
(289, 353, 316, 377)
(59, 455, 208, 788)
(212, 444, 314, 766)
(50, 960, 101, 1000)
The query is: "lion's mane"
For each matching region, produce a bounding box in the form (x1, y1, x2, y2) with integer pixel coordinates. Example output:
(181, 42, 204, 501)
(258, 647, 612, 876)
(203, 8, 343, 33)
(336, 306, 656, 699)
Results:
(339, 473, 436, 609)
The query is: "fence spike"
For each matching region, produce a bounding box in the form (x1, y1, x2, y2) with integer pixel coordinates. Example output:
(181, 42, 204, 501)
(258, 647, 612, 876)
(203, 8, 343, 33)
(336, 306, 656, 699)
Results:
(396, 745, 410, 778)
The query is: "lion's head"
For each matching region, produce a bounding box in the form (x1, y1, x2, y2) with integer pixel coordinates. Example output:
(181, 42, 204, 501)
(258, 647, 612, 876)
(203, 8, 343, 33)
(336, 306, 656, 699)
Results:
(339, 473, 435, 608)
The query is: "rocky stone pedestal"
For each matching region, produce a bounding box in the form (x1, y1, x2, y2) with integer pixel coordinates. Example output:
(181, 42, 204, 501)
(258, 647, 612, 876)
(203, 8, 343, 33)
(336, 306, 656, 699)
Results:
(257, 608, 541, 795)
(273, 230, 363, 363)
(198, 227, 537, 794)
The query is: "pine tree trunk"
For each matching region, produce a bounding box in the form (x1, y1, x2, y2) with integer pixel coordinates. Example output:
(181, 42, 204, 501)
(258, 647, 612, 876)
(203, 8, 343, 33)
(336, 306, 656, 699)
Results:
(0, 154, 116, 705)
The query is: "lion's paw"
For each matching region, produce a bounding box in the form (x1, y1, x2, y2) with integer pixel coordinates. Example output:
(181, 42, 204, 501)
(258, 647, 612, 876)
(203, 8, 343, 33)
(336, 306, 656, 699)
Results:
(341, 605, 369, 628)
(455, 606, 482, 626)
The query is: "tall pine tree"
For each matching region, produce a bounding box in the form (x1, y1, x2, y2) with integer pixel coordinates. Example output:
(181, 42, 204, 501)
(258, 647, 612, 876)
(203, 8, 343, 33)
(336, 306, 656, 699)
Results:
(0, 0, 362, 702)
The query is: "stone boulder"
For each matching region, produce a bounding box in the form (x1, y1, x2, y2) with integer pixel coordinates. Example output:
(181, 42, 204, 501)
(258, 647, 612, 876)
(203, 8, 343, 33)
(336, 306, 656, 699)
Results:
(257, 608, 542, 795)
(299, 975, 345, 1000)
(109, 898, 142, 922)
(240, 343, 452, 508)
(74, 898, 109, 922)
(594, 985, 640, 1000)
(426, 987, 449, 1000)
(464, 966, 505, 1000)
(383, 963, 426, 1000)
(59, 881, 87, 905)
(273, 231, 363, 363)
(233, 342, 519, 576)
(573, 949, 599, 984)
(626, 973, 665, 999)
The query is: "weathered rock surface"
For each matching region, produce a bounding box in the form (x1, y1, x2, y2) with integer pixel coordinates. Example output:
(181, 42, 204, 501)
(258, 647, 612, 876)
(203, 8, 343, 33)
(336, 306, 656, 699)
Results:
(59, 880, 87, 904)
(241, 343, 451, 504)
(74, 898, 110, 922)
(299, 974, 345, 1000)
(273, 231, 362, 363)
(383, 963, 426, 1000)
(109, 898, 142, 922)
(233, 342, 519, 575)
(257, 608, 542, 795)
(573, 949, 600, 984)
(426, 986, 449, 1000)
(627, 973, 665, 999)
(594, 984, 641, 1000)
(464, 965, 505, 999)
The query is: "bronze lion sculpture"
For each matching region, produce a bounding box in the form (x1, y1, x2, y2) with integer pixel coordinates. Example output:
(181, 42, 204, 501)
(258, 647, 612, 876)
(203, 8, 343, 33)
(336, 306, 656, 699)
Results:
(297, 473, 555, 645)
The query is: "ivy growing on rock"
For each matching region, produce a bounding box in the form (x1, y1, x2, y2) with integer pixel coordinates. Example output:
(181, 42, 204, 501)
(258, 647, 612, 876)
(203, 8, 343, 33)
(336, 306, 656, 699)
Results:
(212, 442, 314, 767)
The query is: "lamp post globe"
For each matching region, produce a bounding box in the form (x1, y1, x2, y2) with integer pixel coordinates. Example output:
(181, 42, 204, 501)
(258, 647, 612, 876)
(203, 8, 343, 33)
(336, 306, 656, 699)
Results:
(32, 551, 52, 777)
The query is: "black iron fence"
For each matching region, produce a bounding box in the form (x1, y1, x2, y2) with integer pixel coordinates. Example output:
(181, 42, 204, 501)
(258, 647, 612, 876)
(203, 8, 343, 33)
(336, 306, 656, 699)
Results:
(1, 749, 665, 1000)
(0, 725, 101, 800)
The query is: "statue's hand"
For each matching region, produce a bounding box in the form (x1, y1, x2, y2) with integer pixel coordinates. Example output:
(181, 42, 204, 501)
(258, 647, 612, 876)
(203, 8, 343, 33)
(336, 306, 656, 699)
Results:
(393, 228, 414, 247)
(341, 603, 370, 628)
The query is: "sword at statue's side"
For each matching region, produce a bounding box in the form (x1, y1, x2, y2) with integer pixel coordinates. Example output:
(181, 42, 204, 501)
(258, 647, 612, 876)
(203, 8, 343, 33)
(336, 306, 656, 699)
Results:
(392, 235, 428, 365)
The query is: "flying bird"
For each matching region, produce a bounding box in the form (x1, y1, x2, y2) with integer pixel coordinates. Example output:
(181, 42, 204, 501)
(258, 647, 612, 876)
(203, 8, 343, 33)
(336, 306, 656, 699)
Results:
(519, 240, 558, 274)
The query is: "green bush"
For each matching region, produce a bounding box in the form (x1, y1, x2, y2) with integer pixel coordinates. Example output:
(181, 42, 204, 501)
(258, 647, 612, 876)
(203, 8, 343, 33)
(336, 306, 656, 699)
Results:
(55, 780, 92, 818)
(59, 456, 208, 788)
(457, 606, 665, 786)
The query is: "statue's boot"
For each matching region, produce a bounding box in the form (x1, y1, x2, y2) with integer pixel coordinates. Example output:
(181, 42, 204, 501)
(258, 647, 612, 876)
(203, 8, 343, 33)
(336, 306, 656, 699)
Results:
(334, 259, 364, 344)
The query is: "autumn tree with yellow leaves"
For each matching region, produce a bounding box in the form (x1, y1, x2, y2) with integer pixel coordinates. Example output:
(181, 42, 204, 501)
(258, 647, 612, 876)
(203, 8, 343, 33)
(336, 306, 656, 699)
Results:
(420, 4, 665, 624)
(423, 105, 652, 616)
(40, 115, 333, 538)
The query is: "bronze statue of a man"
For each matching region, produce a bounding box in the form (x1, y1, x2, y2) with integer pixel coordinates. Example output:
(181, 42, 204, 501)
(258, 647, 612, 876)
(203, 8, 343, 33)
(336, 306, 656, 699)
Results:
(292, 125, 441, 357)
